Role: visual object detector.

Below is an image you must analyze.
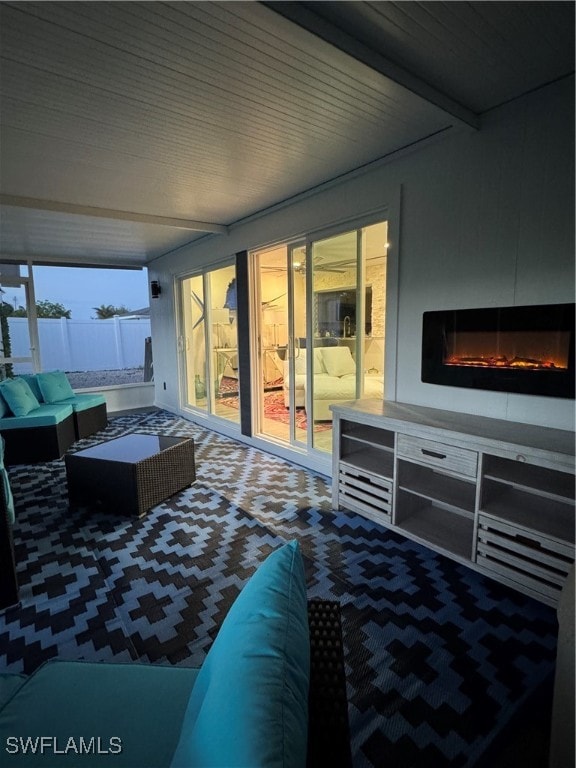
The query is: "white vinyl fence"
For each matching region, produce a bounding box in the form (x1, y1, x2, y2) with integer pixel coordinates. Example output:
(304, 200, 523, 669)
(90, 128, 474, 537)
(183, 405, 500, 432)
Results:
(7, 316, 152, 374)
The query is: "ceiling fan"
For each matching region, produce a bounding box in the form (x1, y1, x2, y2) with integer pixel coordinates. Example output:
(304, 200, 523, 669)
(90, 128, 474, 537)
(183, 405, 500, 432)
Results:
(261, 292, 286, 310)
(260, 253, 385, 274)
(293, 255, 385, 273)
(293, 256, 351, 274)
(260, 260, 345, 274)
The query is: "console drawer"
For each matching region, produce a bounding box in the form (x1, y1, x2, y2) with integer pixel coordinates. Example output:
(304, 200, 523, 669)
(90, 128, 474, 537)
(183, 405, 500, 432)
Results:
(338, 462, 392, 522)
(397, 433, 478, 478)
(476, 513, 574, 603)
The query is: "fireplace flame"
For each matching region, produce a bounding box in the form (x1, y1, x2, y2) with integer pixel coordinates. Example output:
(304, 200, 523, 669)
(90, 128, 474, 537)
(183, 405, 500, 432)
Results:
(445, 355, 566, 370)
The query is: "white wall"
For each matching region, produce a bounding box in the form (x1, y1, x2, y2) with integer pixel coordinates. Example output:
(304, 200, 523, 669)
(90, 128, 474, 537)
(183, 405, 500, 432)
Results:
(84, 382, 155, 414)
(150, 77, 574, 431)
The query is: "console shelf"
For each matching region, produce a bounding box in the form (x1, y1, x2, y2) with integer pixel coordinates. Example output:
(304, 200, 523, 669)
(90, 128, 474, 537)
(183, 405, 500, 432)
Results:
(482, 455, 574, 501)
(331, 401, 575, 606)
(395, 499, 474, 561)
(340, 441, 394, 478)
(480, 486, 574, 544)
(397, 460, 476, 514)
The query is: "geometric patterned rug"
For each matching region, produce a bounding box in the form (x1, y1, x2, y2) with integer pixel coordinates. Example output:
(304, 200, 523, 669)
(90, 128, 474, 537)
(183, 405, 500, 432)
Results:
(0, 410, 558, 767)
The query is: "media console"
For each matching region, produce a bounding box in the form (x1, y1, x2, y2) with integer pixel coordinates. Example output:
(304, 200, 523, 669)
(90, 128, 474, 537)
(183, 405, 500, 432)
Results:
(331, 400, 575, 606)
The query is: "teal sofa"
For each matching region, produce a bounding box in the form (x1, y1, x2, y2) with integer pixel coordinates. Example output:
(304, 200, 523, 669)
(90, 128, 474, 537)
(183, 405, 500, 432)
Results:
(0, 372, 107, 464)
(0, 435, 18, 610)
(0, 541, 312, 768)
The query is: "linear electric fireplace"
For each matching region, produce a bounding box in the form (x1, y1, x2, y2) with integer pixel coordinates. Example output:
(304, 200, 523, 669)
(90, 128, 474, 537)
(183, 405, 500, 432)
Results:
(422, 303, 575, 398)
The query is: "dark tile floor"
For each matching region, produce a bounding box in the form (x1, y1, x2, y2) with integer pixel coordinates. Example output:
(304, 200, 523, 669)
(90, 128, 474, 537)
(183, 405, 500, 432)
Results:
(0, 410, 558, 767)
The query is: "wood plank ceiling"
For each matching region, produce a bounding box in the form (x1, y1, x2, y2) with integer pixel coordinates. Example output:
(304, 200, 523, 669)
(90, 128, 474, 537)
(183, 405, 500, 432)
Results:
(0, 1, 573, 268)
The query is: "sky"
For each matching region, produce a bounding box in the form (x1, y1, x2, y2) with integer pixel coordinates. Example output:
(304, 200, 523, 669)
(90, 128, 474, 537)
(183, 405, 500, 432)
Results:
(3, 265, 150, 320)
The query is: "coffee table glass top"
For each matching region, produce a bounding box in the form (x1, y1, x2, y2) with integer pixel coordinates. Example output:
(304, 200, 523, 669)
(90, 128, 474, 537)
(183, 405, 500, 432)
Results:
(71, 434, 190, 464)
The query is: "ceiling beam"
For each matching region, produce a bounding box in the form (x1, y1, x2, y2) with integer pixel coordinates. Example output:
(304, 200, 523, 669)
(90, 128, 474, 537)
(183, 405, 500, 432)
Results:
(265, 1, 480, 131)
(0, 195, 228, 234)
(0, 252, 145, 269)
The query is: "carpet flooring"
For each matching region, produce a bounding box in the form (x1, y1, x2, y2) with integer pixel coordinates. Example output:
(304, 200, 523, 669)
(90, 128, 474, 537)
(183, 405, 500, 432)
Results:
(0, 410, 558, 767)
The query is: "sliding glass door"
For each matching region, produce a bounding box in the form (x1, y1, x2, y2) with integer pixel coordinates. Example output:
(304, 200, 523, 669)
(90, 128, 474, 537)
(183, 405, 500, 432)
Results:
(252, 243, 308, 445)
(309, 221, 387, 446)
(252, 219, 388, 456)
(179, 262, 239, 424)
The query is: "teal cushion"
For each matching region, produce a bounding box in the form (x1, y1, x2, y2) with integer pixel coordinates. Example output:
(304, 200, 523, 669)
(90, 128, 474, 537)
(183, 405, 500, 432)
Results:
(21, 374, 43, 403)
(0, 436, 15, 524)
(59, 393, 106, 412)
(1, 467, 15, 525)
(170, 540, 310, 768)
(36, 371, 75, 403)
(0, 661, 200, 767)
(0, 390, 7, 418)
(0, 378, 40, 417)
(0, 403, 73, 429)
(0, 673, 27, 710)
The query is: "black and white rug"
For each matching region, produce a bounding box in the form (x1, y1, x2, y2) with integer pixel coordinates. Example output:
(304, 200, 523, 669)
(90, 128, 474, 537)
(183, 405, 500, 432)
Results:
(0, 410, 558, 767)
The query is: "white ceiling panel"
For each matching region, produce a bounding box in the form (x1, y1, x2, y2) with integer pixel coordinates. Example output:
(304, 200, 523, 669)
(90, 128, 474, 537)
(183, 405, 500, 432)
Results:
(288, 1, 575, 113)
(0, 1, 573, 267)
(0, 205, 205, 267)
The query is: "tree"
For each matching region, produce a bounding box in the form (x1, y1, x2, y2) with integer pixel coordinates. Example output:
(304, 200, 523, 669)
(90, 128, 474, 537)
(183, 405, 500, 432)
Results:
(11, 300, 72, 319)
(0, 301, 14, 378)
(36, 300, 71, 319)
(93, 304, 131, 319)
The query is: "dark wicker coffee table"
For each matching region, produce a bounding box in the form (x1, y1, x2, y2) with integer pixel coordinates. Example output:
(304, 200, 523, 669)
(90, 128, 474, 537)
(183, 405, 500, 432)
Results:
(65, 433, 196, 518)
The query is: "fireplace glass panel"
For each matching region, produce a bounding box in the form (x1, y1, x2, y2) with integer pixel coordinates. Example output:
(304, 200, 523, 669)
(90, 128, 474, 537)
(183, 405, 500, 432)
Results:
(422, 303, 575, 398)
(444, 330, 571, 371)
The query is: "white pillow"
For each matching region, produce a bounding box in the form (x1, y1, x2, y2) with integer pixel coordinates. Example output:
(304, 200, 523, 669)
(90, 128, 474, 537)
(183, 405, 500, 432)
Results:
(292, 348, 327, 375)
(313, 347, 327, 373)
(293, 353, 307, 375)
(320, 346, 356, 377)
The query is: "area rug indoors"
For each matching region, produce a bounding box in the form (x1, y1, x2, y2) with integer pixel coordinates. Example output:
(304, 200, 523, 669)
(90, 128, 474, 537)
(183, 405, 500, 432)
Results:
(220, 389, 332, 432)
(0, 410, 558, 768)
(216, 374, 240, 395)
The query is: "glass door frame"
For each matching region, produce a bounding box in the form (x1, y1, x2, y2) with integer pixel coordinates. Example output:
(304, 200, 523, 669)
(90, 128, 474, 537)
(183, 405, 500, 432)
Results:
(287, 241, 306, 447)
(304, 200, 401, 408)
(303, 218, 374, 448)
(250, 210, 393, 457)
(250, 241, 308, 447)
(176, 258, 238, 422)
(248, 249, 266, 438)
